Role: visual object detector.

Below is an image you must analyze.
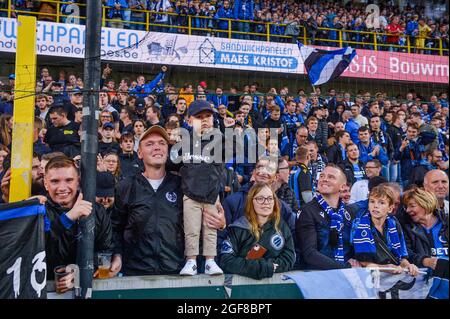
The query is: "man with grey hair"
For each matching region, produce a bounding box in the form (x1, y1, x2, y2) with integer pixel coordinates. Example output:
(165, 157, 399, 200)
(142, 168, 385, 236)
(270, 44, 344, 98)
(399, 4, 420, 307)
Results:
(424, 169, 449, 217)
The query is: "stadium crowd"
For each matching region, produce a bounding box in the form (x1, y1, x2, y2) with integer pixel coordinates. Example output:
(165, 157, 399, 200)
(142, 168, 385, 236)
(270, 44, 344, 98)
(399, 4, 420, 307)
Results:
(1, 0, 448, 54)
(0, 63, 448, 289)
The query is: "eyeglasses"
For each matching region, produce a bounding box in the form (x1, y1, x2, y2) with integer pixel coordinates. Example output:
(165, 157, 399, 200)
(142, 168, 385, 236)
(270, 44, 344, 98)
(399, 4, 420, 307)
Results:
(104, 160, 118, 164)
(365, 166, 379, 169)
(298, 135, 308, 138)
(278, 167, 289, 171)
(253, 196, 274, 205)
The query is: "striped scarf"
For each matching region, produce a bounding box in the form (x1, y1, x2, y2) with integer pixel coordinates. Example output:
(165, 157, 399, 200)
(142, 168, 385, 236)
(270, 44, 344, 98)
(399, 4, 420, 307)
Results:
(438, 130, 449, 162)
(353, 212, 405, 264)
(314, 194, 347, 263)
(309, 155, 326, 193)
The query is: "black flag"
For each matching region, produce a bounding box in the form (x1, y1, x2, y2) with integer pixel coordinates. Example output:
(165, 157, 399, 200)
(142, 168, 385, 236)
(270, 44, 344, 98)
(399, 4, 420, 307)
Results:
(0, 199, 47, 299)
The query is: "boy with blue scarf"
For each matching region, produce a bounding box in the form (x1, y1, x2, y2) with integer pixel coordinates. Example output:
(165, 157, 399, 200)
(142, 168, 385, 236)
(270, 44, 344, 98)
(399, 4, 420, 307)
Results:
(351, 185, 419, 276)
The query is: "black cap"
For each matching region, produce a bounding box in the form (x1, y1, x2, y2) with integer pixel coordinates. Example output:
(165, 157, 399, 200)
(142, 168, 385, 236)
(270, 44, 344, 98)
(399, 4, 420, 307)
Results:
(136, 98, 145, 109)
(51, 82, 63, 87)
(96, 172, 115, 197)
(187, 99, 214, 117)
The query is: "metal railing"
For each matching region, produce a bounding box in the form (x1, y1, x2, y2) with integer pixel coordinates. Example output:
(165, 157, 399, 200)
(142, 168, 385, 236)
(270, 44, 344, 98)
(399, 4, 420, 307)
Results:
(1, 0, 448, 56)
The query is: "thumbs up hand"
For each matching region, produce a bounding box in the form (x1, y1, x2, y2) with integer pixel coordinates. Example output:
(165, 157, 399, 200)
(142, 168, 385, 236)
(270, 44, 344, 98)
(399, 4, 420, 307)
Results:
(66, 193, 93, 221)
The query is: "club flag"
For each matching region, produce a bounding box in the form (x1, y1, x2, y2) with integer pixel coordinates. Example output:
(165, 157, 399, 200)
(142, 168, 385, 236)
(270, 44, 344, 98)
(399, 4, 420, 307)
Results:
(0, 199, 47, 299)
(298, 42, 356, 86)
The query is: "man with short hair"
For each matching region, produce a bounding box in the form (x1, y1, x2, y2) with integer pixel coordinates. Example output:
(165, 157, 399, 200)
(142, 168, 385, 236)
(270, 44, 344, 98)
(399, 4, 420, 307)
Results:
(273, 157, 299, 214)
(43, 156, 113, 290)
(44, 106, 81, 158)
(306, 140, 327, 193)
(327, 130, 351, 164)
(409, 111, 438, 152)
(349, 159, 382, 204)
(118, 132, 143, 178)
(410, 149, 444, 187)
(424, 169, 449, 217)
(340, 143, 366, 186)
(356, 126, 388, 165)
(296, 164, 359, 270)
(342, 110, 360, 143)
(289, 146, 313, 206)
(111, 125, 226, 275)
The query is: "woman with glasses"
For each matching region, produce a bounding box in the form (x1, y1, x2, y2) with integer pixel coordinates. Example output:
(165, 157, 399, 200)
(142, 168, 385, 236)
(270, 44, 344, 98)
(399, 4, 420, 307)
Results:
(219, 182, 295, 279)
(103, 152, 122, 182)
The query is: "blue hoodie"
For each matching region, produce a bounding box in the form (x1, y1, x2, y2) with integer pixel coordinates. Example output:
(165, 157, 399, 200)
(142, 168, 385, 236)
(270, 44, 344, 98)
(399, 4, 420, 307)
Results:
(233, 0, 254, 21)
(356, 140, 389, 165)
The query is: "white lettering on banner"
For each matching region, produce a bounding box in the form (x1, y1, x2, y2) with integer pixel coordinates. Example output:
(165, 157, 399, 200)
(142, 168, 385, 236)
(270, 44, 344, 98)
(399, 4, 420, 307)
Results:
(349, 55, 377, 74)
(0, 17, 448, 83)
(5, 252, 47, 299)
(64, 4, 80, 25)
(390, 57, 449, 77)
(6, 257, 22, 299)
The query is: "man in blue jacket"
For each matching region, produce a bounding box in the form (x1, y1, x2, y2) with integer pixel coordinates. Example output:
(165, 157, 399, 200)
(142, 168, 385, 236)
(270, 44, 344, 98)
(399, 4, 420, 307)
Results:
(356, 126, 388, 165)
(106, 0, 129, 29)
(129, 66, 167, 98)
(233, 0, 254, 39)
(342, 110, 360, 144)
(214, 0, 234, 38)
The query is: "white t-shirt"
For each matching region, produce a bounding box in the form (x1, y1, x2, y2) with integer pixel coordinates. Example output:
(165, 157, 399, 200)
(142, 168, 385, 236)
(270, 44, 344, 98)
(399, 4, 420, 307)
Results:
(144, 174, 165, 191)
(349, 179, 369, 204)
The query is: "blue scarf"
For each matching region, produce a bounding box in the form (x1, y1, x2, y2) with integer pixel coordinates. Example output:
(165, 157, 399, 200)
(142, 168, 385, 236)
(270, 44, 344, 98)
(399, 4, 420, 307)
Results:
(438, 131, 449, 162)
(353, 212, 405, 264)
(314, 194, 347, 263)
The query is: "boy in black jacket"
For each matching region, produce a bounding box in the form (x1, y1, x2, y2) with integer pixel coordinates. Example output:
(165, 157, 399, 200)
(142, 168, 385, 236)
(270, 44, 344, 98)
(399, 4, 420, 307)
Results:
(179, 100, 225, 276)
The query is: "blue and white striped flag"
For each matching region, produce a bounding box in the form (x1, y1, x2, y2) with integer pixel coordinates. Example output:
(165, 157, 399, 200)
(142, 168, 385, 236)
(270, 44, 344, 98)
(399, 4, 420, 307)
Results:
(298, 42, 356, 86)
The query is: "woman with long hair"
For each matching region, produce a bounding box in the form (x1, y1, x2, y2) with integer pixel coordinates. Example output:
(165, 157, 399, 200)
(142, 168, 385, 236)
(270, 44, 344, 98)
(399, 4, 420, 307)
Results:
(103, 152, 122, 182)
(133, 119, 147, 152)
(0, 114, 13, 148)
(219, 183, 295, 279)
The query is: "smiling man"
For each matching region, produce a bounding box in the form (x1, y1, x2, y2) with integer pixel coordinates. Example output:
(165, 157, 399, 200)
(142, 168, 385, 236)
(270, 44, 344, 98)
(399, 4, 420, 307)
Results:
(111, 125, 226, 276)
(296, 164, 360, 270)
(43, 155, 113, 291)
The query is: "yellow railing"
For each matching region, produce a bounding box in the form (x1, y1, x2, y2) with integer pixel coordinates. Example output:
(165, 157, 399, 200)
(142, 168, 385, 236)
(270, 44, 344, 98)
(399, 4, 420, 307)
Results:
(1, 0, 448, 56)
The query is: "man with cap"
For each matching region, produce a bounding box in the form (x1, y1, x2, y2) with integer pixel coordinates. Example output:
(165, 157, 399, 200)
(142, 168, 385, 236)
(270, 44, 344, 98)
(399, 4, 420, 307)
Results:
(134, 98, 146, 120)
(111, 125, 226, 276)
(61, 87, 83, 123)
(96, 171, 116, 213)
(98, 122, 121, 156)
(8, 74, 15, 88)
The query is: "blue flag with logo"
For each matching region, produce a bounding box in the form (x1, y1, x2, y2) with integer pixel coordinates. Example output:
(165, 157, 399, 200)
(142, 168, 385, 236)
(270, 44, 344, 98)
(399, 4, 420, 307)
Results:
(297, 42, 356, 86)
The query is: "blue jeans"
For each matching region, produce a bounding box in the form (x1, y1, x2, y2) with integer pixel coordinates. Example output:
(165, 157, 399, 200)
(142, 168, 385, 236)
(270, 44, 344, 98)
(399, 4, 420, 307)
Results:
(389, 162, 399, 182)
(237, 21, 250, 39)
(381, 164, 390, 182)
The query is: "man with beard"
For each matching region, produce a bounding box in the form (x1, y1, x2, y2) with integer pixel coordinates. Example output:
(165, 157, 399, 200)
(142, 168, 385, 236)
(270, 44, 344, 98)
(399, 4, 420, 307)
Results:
(296, 164, 360, 270)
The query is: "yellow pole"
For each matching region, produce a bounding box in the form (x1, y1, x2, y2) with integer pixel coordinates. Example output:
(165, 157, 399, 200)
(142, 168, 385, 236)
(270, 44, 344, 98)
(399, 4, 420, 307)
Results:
(146, 11, 149, 31)
(228, 19, 231, 39)
(439, 38, 443, 56)
(8, 0, 11, 18)
(266, 22, 270, 42)
(302, 26, 306, 44)
(339, 30, 343, 48)
(188, 15, 191, 36)
(9, 15, 37, 202)
(407, 35, 411, 54)
(373, 32, 377, 51)
(56, 1, 61, 23)
(102, 6, 106, 27)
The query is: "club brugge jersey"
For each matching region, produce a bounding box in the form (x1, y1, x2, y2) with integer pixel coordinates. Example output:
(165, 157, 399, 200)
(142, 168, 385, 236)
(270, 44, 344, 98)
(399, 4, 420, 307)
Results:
(424, 220, 448, 259)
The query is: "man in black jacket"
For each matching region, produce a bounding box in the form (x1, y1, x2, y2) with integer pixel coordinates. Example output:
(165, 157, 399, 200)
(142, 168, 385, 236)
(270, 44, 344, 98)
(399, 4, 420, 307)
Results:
(43, 156, 113, 292)
(340, 143, 367, 186)
(327, 130, 351, 165)
(111, 125, 226, 276)
(296, 164, 360, 270)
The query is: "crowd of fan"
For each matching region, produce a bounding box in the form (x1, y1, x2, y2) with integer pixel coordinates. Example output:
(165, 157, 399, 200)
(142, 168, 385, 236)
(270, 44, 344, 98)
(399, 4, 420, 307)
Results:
(0, 64, 448, 285)
(2, 1, 448, 54)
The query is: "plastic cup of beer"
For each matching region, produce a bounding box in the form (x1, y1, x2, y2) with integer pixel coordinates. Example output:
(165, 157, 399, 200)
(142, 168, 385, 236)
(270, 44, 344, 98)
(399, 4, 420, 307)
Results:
(54, 265, 71, 293)
(97, 253, 112, 279)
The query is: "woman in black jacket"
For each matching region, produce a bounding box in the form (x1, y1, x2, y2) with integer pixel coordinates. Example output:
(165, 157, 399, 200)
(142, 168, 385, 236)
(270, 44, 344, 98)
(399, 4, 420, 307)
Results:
(401, 187, 448, 272)
(219, 183, 295, 280)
